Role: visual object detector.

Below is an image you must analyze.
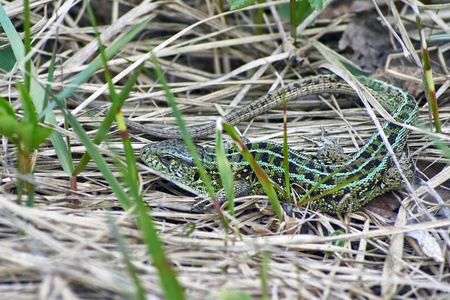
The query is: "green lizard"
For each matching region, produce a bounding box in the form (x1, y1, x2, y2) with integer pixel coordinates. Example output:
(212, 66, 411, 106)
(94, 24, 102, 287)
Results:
(139, 74, 418, 213)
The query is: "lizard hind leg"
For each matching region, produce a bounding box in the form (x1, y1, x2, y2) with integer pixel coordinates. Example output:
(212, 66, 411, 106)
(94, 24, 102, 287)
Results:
(316, 128, 351, 164)
(382, 150, 415, 189)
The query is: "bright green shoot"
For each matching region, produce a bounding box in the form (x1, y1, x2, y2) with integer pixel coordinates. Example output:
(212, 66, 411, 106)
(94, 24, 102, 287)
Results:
(0, 87, 52, 206)
(222, 122, 283, 221)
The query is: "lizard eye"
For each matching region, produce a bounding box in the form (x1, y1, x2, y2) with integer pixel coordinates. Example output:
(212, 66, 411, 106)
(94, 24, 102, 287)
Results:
(161, 155, 174, 164)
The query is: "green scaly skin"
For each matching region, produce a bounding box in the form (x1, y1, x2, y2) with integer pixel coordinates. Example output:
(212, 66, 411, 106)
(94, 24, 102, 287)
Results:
(140, 74, 418, 213)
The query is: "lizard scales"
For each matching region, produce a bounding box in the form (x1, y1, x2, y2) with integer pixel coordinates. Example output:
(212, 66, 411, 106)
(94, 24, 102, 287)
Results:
(140, 74, 418, 213)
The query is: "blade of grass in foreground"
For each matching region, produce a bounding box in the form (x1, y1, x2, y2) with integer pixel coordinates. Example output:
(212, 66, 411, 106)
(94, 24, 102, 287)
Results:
(107, 213, 146, 300)
(414, 11, 440, 133)
(150, 59, 217, 202)
(221, 122, 282, 221)
(70, 12, 147, 182)
(71, 67, 143, 181)
(42, 10, 149, 210)
(280, 86, 292, 203)
(0, 3, 72, 174)
(84, 3, 185, 298)
(150, 58, 235, 231)
(52, 100, 133, 209)
(215, 121, 235, 215)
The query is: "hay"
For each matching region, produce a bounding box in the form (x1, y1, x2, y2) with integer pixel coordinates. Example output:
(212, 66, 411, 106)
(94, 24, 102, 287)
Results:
(1, 0, 449, 299)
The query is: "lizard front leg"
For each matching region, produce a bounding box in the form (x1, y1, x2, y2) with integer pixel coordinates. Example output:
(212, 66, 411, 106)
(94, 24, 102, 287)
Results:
(191, 180, 252, 212)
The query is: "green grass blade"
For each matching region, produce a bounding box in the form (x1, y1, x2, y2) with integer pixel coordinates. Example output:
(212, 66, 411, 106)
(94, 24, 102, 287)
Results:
(23, 0, 31, 91)
(230, 0, 255, 10)
(38, 17, 152, 120)
(56, 102, 133, 209)
(215, 125, 235, 215)
(135, 194, 186, 299)
(107, 213, 146, 300)
(73, 66, 143, 176)
(416, 17, 440, 133)
(222, 122, 282, 220)
(0, 3, 72, 173)
(82, 4, 185, 297)
(280, 86, 292, 202)
(150, 58, 216, 201)
(261, 251, 270, 300)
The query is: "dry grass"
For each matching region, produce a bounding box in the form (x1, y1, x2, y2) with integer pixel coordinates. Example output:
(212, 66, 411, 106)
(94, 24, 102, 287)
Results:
(1, 0, 450, 299)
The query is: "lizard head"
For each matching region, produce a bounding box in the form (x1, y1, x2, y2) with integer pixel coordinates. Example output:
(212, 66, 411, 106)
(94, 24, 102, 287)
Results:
(139, 139, 208, 195)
